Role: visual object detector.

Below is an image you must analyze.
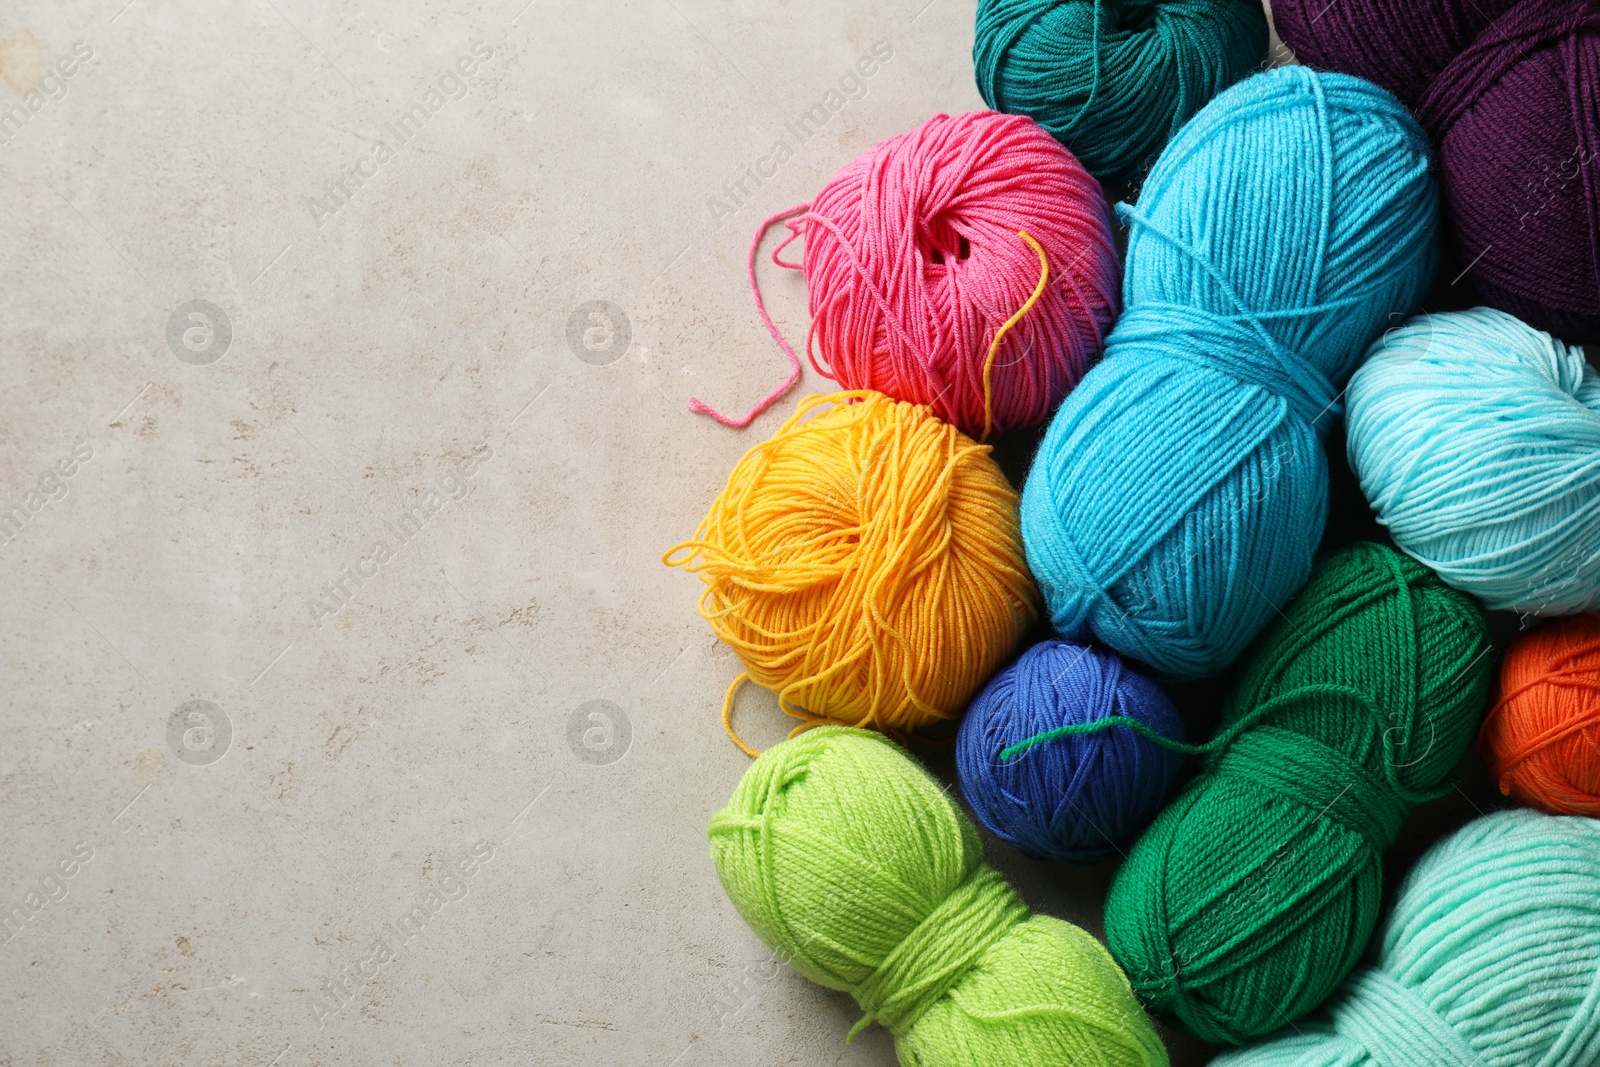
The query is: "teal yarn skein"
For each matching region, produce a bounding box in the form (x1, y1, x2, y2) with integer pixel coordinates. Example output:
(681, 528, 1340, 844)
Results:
(1020, 67, 1438, 681)
(974, 0, 1267, 182)
(1347, 306, 1600, 616)
(1214, 809, 1600, 1066)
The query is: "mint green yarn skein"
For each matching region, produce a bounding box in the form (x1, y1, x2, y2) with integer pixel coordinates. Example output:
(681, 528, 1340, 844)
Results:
(974, 0, 1267, 182)
(1214, 809, 1600, 1066)
(1347, 306, 1600, 616)
(708, 726, 1168, 1067)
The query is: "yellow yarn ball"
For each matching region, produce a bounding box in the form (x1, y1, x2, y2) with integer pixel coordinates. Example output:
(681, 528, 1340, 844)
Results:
(667, 391, 1039, 751)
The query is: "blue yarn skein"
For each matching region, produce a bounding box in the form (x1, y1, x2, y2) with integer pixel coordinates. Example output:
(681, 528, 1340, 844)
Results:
(1021, 67, 1438, 681)
(1347, 306, 1600, 616)
(957, 640, 1182, 864)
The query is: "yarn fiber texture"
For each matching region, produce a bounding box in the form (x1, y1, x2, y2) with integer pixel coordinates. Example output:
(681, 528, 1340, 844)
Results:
(1020, 66, 1438, 682)
(1274, 0, 1600, 343)
(665, 391, 1038, 750)
(1213, 809, 1600, 1067)
(1480, 614, 1600, 816)
(973, 0, 1267, 183)
(1346, 307, 1600, 616)
(1102, 542, 1494, 1045)
(957, 639, 1183, 864)
(1270, 0, 1520, 107)
(708, 726, 1170, 1067)
(769, 111, 1119, 439)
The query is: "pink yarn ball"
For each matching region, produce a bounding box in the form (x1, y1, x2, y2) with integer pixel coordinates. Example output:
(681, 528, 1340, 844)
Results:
(790, 112, 1119, 438)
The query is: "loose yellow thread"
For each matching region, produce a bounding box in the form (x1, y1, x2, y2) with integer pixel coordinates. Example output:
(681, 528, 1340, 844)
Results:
(980, 231, 1050, 441)
(721, 673, 764, 757)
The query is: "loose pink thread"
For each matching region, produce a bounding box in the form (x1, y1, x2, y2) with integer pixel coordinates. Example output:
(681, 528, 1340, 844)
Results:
(687, 205, 810, 428)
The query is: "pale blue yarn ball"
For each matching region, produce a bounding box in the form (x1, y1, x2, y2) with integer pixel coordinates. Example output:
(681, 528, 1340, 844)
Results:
(1020, 66, 1438, 681)
(1347, 306, 1600, 616)
(1213, 809, 1600, 1067)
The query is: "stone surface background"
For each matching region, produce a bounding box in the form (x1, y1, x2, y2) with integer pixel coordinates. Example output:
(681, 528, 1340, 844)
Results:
(1, 2, 1559, 1065)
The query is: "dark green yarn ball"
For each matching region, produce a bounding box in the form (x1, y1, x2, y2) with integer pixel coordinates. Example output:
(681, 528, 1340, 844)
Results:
(1103, 542, 1494, 1044)
(974, 0, 1268, 183)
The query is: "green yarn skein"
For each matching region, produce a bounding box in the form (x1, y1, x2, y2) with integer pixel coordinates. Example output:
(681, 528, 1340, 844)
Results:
(709, 726, 1169, 1067)
(974, 0, 1267, 182)
(1103, 542, 1494, 1045)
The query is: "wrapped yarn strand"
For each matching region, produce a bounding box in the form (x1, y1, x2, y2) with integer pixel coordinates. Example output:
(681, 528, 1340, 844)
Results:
(974, 0, 1268, 183)
(1274, 0, 1600, 342)
(1346, 307, 1600, 616)
(1021, 67, 1439, 681)
(957, 640, 1184, 864)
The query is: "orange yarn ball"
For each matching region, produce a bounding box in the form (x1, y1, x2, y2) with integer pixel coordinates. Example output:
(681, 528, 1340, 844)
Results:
(1480, 615, 1600, 816)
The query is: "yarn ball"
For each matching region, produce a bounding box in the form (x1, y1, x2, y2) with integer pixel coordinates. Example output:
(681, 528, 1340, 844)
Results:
(708, 725, 1170, 1066)
(1213, 809, 1600, 1067)
(956, 639, 1183, 864)
(1480, 615, 1600, 816)
(973, 0, 1267, 183)
(1346, 307, 1600, 616)
(1103, 542, 1494, 1045)
(664, 391, 1039, 746)
(1020, 67, 1438, 682)
(1274, 0, 1600, 343)
(785, 111, 1119, 439)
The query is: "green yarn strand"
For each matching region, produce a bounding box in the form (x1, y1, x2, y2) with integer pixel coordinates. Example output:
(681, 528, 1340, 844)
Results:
(999, 686, 1374, 760)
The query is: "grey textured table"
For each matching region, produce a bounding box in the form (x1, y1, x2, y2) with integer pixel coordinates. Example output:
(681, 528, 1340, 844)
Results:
(0, 2, 1567, 1065)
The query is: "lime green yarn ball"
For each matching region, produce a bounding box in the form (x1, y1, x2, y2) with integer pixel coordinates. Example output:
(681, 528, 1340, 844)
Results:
(709, 726, 1168, 1067)
(1103, 543, 1494, 1045)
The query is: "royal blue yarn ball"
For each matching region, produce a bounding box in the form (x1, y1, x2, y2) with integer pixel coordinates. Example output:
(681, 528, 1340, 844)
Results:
(956, 639, 1183, 864)
(1020, 67, 1439, 681)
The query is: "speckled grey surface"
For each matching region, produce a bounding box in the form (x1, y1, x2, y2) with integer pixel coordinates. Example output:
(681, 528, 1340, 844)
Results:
(3, 3, 1517, 1066)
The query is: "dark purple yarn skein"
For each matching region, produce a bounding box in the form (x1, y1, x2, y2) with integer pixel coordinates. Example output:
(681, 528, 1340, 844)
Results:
(1274, 0, 1600, 344)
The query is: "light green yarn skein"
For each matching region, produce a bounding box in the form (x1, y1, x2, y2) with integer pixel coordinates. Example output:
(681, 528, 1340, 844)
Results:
(1214, 809, 1600, 1066)
(708, 726, 1168, 1067)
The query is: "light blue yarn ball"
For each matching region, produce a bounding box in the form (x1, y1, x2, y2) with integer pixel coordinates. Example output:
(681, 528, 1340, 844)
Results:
(1020, 67, 1438, 681)
(1347, 306, 1600, 616)
(1213, 809, 1600, 1066)
(955, 640, 1182, 865)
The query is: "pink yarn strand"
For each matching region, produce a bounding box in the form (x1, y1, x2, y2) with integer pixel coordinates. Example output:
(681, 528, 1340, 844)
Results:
(687, 205, 809, 428)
